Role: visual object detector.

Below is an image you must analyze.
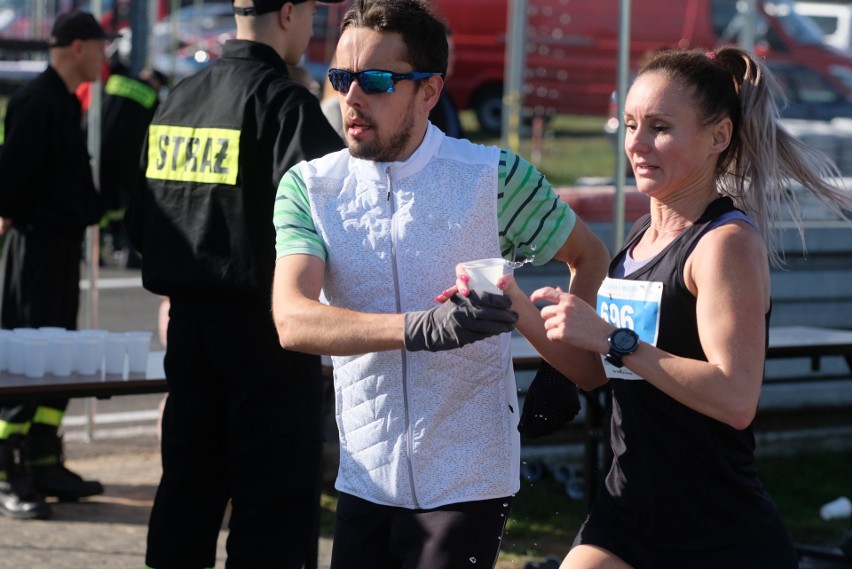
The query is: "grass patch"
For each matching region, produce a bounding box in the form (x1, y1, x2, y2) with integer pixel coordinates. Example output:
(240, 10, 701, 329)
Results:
(319, 448, 852, 565)
(459, 111, 618, 186)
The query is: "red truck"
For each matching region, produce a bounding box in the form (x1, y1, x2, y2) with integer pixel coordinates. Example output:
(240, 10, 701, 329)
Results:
(431, 0, 852, 133)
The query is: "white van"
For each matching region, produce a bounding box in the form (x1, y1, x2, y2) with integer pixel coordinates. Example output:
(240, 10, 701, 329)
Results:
(795, 1, 852, 53)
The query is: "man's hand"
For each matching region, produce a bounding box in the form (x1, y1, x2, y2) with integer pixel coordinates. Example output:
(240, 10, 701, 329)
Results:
(404, 291, 518, 352)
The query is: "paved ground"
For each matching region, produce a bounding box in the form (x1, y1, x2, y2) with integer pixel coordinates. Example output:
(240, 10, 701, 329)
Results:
(0, 432, 334, 569)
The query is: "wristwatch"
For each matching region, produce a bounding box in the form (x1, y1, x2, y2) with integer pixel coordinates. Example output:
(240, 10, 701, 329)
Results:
(605, 328, 640, 368)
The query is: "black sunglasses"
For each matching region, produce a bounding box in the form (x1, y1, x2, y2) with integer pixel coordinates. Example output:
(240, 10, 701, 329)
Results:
(327, 68, 444, 95)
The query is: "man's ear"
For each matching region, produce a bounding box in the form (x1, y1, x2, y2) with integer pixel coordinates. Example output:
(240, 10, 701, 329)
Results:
(420, 75, 444, 113)
(69, 39, 85, 59)
(277, 1, 295, 29)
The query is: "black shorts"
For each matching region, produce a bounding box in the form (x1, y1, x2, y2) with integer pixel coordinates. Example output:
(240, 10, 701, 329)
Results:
(330, 492, 513, 569)
(573, 506, 798, 569)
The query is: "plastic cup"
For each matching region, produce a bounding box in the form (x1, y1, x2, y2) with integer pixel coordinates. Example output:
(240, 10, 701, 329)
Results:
(24, 337, 49, 378)
(820, 496, 852, 520)
(76, 335, 101, 376)
(0, 329, 13, 372)
(7, 334, 26, 375)
(49, 333, 76, 377)
(125, 331, 152, 374)
(103, 333, 128, 375)
(78, 329, 108, 372)
(462, 257, 511, 295)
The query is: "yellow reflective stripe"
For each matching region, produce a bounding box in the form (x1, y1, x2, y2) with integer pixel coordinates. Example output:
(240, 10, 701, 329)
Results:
(0, 419, 30, 439)
(146, 125, 240, 185)
(104, 74, 158, 108)
(33, 406, 64, 427)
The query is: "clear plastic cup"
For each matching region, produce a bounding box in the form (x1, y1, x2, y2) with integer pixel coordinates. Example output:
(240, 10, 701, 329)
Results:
(103, 333, 128, 375)
(78, 329, 108, 372)
(462, 257, 512, 295)
(0, 329, 13, 372)
(49, 333, 76, 377)
(24, 337, 49, 378)
(125, 331, 152, 374)
(76, 335, 101, 376)
(7, 333, 27, 375)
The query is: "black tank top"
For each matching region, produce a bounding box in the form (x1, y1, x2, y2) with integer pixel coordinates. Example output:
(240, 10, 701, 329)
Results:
(598, 197, 777, 549)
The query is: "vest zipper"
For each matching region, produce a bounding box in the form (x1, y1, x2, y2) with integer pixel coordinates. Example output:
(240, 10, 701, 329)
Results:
(386, 166, 421, 508)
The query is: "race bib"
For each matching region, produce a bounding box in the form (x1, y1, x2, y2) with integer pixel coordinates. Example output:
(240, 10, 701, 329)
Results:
(597, 277, 663, 380)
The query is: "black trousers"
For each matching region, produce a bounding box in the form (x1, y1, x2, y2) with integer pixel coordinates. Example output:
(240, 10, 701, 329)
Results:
(330, 493, 514, 569)
(145, 302, 324, 569)
(0, 226, 81, 438)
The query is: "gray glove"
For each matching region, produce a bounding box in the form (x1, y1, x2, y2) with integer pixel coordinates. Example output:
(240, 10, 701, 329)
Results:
(403, 291, 518, 352)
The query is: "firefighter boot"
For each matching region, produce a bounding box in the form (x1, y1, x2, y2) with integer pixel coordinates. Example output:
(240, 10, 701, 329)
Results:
(24, 433, 104, 501)
(0, 439, 51, 520)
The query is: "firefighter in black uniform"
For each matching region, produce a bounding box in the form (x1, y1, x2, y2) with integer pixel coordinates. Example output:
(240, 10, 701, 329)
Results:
(100, 66, 166, 267)
(0, 11, 109, 521)
(125, 0, 344, 567)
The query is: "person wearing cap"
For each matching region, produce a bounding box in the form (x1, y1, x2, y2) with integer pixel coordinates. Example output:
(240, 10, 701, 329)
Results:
(124, 0, 344, 567)
(0, 10, 110, 521)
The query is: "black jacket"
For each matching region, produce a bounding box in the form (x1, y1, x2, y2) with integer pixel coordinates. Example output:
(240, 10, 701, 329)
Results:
(100, 73, 159, 211)
(126, 40, 344, 305)
(0, 65, 101, 233)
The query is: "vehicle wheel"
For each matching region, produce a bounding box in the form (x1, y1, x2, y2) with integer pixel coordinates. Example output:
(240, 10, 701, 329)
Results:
(473, 84, 504, 135)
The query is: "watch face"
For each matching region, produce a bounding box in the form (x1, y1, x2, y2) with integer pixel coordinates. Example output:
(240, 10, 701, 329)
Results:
(611, 329, 638, 351)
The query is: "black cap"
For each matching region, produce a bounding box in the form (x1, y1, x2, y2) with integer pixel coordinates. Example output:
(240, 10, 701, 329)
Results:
(50, 11, 115, 47)
(233, 0, 345, 17)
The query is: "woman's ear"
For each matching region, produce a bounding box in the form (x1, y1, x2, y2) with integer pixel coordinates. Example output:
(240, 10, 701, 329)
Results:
(711, 117, 733, 153)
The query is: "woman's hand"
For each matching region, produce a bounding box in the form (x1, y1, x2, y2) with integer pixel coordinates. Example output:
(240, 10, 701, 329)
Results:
(530, 286, 611, 355)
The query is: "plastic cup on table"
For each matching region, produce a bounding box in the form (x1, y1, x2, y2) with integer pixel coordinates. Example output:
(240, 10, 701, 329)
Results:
(124, 331, 152, 374)
(78, 329, 108, 372)
(0, 329, 13, 372)
(103, 333, 128, 375)
(462, 257, 512, 295)
(24, 336, 49, 378)
(37, 327, 65, 374)
(7, 332, 31, 375)
(49, 333, 76, 377)
(76, 334, 101, 376)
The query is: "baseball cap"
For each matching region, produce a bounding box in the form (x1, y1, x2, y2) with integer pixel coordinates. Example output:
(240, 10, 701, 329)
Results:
(233, 0, 346, 17)
(50, 11, 116, 47)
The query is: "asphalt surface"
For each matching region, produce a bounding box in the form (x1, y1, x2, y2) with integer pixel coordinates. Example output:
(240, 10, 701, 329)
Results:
(0, 261, 333, 569)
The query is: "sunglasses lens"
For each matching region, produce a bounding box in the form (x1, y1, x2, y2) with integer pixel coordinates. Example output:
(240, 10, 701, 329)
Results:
(359, 71, 394, 94)
(329, 70, 351, 93)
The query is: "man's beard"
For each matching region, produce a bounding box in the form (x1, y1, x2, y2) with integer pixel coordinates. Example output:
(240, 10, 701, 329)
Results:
(347, 106, 416, 163)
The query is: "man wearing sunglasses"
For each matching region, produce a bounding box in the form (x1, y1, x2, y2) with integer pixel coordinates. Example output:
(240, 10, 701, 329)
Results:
(125, 0, 344, 568)
(272, 0, 610, 567)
